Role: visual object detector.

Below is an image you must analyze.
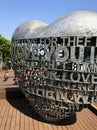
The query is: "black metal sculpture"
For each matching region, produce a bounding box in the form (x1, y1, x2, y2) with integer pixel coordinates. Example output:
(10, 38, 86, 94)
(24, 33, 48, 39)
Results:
(11, 11, 97, 122)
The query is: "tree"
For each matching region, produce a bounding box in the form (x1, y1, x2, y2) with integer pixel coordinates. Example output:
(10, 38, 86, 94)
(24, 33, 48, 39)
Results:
(0, 35, 11, 69)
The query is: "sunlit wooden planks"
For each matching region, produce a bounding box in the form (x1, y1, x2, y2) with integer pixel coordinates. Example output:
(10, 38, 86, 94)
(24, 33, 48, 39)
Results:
(0, 99, 97, 130)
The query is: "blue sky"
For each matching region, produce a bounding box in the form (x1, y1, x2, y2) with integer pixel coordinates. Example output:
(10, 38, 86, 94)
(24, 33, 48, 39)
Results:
(0, 0, 97, 40)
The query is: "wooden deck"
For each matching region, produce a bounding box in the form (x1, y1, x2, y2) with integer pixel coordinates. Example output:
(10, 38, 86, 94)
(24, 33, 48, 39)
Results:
(0, 70, 97, 130)
(0, 90, 97, 130)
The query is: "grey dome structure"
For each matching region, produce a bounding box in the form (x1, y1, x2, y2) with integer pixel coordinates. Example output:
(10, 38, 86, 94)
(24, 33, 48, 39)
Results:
(12, 20, 48, 39)
(38, 10, 97, 37)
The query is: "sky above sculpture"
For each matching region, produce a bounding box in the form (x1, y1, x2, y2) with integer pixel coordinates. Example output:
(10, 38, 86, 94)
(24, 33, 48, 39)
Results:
(0, 0, 97, 40)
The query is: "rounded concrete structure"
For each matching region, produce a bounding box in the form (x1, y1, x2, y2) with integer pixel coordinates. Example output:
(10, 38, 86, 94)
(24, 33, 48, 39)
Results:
(38, 10, 97, 37)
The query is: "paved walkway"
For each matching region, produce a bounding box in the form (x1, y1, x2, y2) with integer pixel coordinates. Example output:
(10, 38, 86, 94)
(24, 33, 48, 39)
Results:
(0, 70, 18, 90)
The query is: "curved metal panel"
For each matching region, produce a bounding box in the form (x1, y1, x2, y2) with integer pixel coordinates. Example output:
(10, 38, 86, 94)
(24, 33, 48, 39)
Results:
(38, 10, 97, 37)
(12, 20, 48, 40)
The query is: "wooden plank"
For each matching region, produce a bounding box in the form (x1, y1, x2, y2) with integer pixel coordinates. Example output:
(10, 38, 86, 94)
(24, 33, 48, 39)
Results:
(14, 106, 21, 130)
(0, 100, 5, 117)
(83, 109, 97, 129)
(52, 124, 60, 130)
(0, 101, 10, 129)
(24, 115, 29, 130)
(0, 100, 7, 128)
(0, 100, 6, 129)
(61, 125, 68, 130)
(10, 100, 17, 130)
(66, 125, 73, 130)
(82, 109, 96, 128)
(75, 112, 84, 130)
(60, 115, 74, 130)
(4, 102, 14, 130)
(32, 119, 39, 130)
(77, 109, 94, 130)
(69, 113, 81, 130)
(78, 112, 90, 130)
(42, 122, 51, 130)
(0, 99, 97, 130)
(28, 107, 35, 130)
(19, 100, 25, 130)
(24, 100, 30, 130)
(38, 121, 45, 130)
(28, 116, 34, 130)
(43, 123, 53, 130)
(29, 108, 40, 130)
(0, 90, 6, 99)
(0, 99, 3, 106)
(91, 103, 97, 110)
(71, 122, 81, 130)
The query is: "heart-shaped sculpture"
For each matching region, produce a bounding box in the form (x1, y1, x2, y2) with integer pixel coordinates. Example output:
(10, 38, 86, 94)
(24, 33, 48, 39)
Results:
(11, 11, 97, 122)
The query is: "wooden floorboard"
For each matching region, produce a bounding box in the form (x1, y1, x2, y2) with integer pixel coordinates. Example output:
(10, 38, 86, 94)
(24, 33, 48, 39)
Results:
(0, 100, 10, 130)
(5, 102, 14, 130)
(0, 98, 97, 130)
(0, 70, 97, 130)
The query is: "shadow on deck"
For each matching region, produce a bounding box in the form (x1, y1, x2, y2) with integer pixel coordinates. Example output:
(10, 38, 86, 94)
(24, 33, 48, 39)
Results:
(5, 87, 76, 125)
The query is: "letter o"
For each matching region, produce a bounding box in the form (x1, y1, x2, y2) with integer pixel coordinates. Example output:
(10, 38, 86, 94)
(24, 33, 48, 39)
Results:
(70, 73, 80, 83)
(55, 46, 69, 62)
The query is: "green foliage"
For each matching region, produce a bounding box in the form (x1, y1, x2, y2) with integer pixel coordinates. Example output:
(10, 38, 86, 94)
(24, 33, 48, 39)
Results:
(0, 35, 11, 69)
